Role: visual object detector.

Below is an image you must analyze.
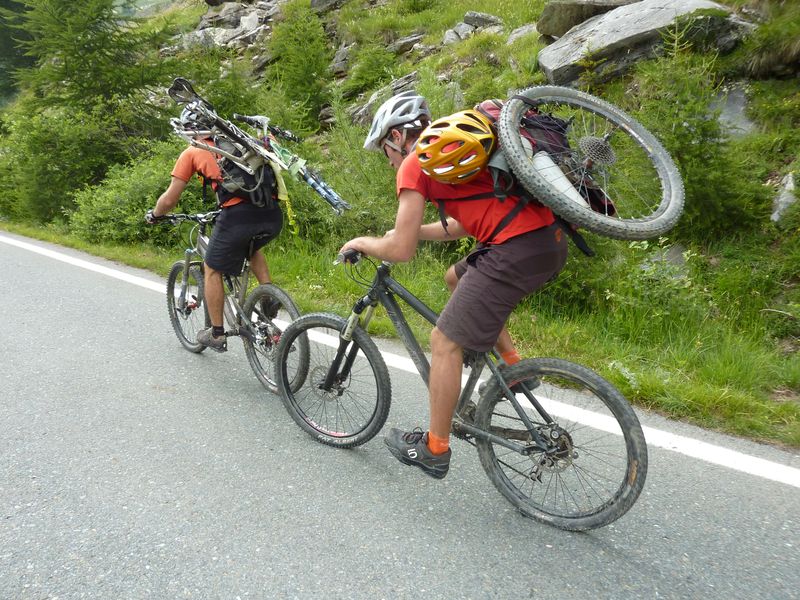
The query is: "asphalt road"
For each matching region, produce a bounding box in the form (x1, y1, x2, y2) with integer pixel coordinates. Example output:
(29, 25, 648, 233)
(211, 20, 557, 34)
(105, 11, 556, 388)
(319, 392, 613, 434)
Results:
(1, 232, 798, 600)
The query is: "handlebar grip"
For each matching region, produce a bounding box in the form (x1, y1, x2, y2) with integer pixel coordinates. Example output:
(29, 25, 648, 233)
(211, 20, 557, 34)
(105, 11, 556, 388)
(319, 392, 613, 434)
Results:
(335, 249, 361, 265)
(232, 113, 262, 128)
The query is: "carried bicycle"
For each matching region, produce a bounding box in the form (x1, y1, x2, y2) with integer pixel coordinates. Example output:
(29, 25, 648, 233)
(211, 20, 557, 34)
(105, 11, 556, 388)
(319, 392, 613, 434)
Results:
(160, 210, 308, 394)
(498, 85, 684, 240)
(274, 251, 648, 531)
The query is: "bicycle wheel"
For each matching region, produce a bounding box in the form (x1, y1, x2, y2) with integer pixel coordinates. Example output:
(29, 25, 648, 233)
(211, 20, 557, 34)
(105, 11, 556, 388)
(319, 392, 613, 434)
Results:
(166, 260, 209, 353)
(498, 85, 684, 240)
(475, 358, 647, 531)
(241, 284, 308, 394)
(275, 313, 391, 448)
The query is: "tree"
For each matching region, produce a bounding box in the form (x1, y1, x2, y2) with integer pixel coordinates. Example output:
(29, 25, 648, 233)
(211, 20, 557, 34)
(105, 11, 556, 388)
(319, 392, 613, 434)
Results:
(0, 0, 34, 100)
(3, 0, 169, 109)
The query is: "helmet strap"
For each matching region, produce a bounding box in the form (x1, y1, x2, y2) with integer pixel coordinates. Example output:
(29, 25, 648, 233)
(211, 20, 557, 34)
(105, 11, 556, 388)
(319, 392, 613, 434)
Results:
(383, 130, 408, 157)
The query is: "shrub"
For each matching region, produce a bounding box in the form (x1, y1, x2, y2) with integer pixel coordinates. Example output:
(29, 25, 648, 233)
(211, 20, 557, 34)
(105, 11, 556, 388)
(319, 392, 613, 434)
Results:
(0, 102, 137, 222)
(69, 139, 206, 247)
(625, 50, 771, 240)
(340, 45, 398, 99)
(267, 0, 331, 126)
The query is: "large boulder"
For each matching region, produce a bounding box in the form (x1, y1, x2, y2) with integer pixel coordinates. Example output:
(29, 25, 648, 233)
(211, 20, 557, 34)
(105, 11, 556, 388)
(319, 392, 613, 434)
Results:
(537, 0, 639, 38)
(537, 0, 751, 85)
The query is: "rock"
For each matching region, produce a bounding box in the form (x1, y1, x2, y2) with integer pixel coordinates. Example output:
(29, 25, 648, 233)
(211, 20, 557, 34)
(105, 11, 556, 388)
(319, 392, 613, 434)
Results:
(318, 105, 336, 128)
(443, 29, 461, 45)
(199, 2, 248, 29)
(388, 33, 425, 55)
(311, 0, 344, 13)
(712, 82, 756, 138)
(463, 11, 503, 28)
(482, 25, 505, 36)
(507, 24, 538, 45)
(772, 172, 797, 223)
(331, 43, 352, 76)
(537, 0, 638, 38)
(454, 22, 476, 40)
(537, 0, 745, 85)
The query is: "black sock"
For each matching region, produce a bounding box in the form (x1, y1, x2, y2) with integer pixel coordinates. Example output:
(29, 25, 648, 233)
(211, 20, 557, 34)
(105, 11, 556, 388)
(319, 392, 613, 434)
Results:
(212, 325, 225, 338)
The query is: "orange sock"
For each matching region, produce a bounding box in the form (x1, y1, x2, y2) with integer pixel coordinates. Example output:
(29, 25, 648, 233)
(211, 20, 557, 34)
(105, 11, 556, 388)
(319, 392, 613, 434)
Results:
(426, 431, 450, 455)
(501, 349, 521, 365)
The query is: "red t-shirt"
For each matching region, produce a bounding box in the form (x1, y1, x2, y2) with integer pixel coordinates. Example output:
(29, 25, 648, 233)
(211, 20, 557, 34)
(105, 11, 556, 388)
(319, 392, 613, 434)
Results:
(396, 153, 554, 244)
(171, 144, 244, 208)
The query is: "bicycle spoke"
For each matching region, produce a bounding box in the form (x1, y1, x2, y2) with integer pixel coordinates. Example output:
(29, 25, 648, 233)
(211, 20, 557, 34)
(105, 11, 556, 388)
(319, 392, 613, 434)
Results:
(476, 358, 647, 530)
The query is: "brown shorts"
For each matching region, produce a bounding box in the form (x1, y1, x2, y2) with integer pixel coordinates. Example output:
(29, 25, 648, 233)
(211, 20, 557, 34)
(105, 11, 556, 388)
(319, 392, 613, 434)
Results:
(436, 223, 568, 352)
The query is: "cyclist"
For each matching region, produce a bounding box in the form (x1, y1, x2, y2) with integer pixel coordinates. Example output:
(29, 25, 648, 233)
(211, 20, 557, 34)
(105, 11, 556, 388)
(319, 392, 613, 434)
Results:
(339, 91, 568, 479)
(146, 104, 283, 352)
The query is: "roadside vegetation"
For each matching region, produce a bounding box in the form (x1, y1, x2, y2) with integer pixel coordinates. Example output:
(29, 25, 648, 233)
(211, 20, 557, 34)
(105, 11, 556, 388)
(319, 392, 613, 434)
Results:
(1, 0, 798, 446)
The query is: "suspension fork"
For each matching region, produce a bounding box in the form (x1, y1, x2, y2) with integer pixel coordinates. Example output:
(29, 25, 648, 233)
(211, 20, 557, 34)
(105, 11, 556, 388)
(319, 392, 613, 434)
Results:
(320, 298, 376, 391)
(177, 248, 199, 311)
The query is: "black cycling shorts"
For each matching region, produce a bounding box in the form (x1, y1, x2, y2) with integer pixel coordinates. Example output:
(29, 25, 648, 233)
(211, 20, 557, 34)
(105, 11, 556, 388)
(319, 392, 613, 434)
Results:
(204, 202, 283, 275)
(436, 223, 568, 352)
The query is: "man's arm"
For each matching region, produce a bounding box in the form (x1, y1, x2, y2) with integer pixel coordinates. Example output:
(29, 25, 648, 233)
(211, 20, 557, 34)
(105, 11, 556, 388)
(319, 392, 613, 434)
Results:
(340, 189, 426, 262)
(418, 217, 467, 241)
(153, 177, 188, 217)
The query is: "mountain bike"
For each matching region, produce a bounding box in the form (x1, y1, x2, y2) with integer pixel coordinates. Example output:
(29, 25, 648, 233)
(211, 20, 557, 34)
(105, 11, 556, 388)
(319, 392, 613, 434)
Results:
(160, 210, 308, 394)
(498, 85, 684, 240)
(273, 250, 648, 531)
(167, 77, 351, 215)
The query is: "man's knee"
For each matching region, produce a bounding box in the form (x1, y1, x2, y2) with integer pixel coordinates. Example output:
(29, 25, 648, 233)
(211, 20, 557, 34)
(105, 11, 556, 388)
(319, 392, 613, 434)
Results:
(444, 265, 459, 292)
(204, 263, 222, 280)
(431, 326, 460, 356)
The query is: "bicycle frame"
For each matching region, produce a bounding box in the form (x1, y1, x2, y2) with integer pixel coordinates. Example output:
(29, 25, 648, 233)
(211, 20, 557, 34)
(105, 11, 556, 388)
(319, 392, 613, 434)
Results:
(331, 260, 559, 456)
(172, 213, 257, 340)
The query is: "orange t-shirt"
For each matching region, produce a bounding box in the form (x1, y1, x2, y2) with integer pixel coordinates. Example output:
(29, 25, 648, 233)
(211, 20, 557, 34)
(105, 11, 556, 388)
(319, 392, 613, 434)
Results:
(396, 153, 554, 244)
(171, 143, 244, 207)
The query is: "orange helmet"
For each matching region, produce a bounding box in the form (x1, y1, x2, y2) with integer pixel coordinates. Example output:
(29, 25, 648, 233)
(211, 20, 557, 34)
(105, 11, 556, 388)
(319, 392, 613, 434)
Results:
(416, 110, 496, 184)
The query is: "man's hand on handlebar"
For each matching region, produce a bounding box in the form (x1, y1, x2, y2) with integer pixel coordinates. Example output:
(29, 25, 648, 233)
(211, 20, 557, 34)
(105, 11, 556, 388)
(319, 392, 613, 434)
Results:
(335, 248, 362, 265)
(144, 209, 168, 225)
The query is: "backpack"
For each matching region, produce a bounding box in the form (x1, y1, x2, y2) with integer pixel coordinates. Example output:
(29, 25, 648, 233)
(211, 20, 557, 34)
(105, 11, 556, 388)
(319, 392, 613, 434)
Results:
(205, 136, 278, 209)
(435, 96, 617, 256)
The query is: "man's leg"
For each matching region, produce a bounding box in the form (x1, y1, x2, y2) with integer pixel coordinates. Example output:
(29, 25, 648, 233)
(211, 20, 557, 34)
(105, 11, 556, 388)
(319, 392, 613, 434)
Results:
(250, 250, 272, 285)
(383, 324, 458, 479)
(445, 264, 517, 362)
(196, 263, 228, 351)
(204, 264, 225, 327)
(428, 326, 464, 440)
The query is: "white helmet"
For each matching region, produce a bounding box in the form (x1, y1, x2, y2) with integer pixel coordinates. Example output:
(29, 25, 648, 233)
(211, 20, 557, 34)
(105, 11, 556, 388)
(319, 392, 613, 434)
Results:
(364, 90, 431, 152)
(179, 102, 212, 129)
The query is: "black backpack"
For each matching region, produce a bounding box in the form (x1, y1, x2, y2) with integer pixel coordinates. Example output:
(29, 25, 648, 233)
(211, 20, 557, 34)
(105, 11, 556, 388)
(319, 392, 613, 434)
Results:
(432, 96, 617, 256)
(209, 137, 278, 209)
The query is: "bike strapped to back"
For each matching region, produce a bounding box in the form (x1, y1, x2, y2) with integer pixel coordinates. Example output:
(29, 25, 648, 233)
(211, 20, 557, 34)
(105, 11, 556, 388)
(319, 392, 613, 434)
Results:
(166, 77, 351, 216)
(273, 250, 648, 531)
(160, 210, 309, 394)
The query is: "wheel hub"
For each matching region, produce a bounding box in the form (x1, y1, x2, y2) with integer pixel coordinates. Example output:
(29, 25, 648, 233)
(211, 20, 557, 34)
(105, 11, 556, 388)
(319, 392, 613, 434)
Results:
(579, 136, 616, 166)
(311, 366, 346, 399)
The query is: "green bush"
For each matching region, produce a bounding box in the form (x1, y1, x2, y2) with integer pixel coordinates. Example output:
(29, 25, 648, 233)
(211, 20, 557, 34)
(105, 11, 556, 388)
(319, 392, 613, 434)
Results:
(0, 102, 138, 222)
(624, 51, 771, 240)
(267, 0, 331, 127)
(69, 139, 206, 247)
(340, 45, 398, 99)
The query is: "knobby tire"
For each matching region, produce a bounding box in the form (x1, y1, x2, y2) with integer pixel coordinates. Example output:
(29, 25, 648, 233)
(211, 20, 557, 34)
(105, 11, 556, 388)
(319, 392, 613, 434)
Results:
(275, 313, 391, 448)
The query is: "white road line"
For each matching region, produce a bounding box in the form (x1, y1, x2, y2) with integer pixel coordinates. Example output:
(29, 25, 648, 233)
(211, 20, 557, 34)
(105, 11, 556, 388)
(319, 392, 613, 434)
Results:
(0, 234, 165, 293)
(4, 232, 799, 488)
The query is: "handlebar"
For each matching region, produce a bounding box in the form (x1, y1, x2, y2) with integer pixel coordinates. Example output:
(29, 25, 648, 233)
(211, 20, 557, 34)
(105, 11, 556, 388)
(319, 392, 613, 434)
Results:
(334, 249, 362, 265)
(232, 113, 302, 143)
(159, 210, 221, 225)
